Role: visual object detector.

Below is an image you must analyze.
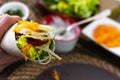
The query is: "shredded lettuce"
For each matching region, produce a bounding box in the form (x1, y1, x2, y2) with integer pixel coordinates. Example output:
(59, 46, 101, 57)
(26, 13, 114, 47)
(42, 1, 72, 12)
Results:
(47, 39, 55, 50)
(37, 50, 49, 59)
(27, 47, 37, 60)
(40, 25, 55, 31)
(17, 35, 28, 49)
(43, 0, 99, 18)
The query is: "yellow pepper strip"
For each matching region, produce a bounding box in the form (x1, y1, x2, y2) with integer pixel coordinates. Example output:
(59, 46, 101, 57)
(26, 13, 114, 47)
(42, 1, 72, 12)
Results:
(21, 44, 32, 61)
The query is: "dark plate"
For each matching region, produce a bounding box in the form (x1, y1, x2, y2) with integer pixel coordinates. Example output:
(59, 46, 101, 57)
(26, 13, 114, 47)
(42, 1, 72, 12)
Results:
(35, 63, 120, 80)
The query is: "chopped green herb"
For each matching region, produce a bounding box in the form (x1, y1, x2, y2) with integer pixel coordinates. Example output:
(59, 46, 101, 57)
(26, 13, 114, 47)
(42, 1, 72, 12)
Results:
(5, 9, 24, 17)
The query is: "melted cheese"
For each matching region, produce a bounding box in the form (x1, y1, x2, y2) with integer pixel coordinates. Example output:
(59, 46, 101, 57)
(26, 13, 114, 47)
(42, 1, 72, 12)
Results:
(13, 20, 40, 33)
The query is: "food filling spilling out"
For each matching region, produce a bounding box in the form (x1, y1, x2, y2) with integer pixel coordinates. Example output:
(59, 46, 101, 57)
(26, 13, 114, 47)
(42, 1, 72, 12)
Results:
(13, 20, 62, 64)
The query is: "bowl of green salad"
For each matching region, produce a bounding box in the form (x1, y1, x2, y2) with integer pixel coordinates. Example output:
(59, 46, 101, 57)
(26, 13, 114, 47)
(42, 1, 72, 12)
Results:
(37, 0, 100, 20)
(0, 1, 29, 20)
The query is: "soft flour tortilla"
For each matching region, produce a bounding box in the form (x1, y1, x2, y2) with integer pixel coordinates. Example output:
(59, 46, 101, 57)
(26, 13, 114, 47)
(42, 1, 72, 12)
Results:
(0, 23, 55, 57)
(0, 22, 62, 63)
(0, 24, 23, 57)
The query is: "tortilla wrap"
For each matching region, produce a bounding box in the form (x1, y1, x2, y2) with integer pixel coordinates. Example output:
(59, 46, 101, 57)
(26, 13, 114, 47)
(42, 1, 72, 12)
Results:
(0, 21, 62, 64)
(1, 24, 23, 57)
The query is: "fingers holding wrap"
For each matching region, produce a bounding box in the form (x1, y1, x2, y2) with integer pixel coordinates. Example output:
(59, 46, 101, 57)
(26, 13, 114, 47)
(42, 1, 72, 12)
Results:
(0, 14, 21, 41)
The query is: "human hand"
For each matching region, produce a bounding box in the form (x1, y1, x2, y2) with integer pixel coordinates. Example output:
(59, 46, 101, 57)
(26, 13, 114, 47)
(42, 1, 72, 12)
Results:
(0, 14, 23, 72)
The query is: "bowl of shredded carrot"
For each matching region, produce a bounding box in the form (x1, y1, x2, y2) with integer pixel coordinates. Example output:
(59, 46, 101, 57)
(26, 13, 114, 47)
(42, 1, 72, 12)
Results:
(82, 17, 120, 57)
(93, 24, 120, 48)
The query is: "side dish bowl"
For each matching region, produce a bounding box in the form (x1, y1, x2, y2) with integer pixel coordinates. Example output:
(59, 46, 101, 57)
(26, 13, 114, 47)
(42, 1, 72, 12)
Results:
(0, 1, 29, 20)
(37, 0, 100, 20)
(82, 17, 120, 57)
(40, 14, 81, 53)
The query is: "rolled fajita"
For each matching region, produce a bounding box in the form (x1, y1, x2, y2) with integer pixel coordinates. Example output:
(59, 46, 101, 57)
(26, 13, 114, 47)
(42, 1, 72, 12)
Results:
(0, 20, 62, 64)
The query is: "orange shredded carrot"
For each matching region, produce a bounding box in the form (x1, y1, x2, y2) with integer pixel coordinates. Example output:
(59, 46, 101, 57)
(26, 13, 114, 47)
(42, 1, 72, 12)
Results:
(21, 44, 32, 61)
(93, 24, 120, 47)
(53, 69, 60, 80)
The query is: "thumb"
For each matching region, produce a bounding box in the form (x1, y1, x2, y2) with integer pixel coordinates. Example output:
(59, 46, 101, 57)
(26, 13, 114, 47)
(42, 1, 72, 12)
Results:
(0, 14, 21, 40)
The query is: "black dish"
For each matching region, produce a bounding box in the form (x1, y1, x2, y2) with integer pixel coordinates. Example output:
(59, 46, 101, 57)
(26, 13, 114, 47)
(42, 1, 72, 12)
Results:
(35, 63, 120, 80)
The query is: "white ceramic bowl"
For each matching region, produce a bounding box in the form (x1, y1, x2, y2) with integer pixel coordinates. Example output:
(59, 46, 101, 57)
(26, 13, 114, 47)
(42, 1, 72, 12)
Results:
(0, 1, 29, 20)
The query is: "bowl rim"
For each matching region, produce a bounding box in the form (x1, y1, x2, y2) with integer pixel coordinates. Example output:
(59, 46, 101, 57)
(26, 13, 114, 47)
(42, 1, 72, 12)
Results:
(40, 14, 81, 42)
(0, 1, 29, 20)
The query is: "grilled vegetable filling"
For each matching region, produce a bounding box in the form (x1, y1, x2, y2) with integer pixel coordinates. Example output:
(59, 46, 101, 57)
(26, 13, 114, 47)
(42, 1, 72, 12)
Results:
(16, 33, 54, 61)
